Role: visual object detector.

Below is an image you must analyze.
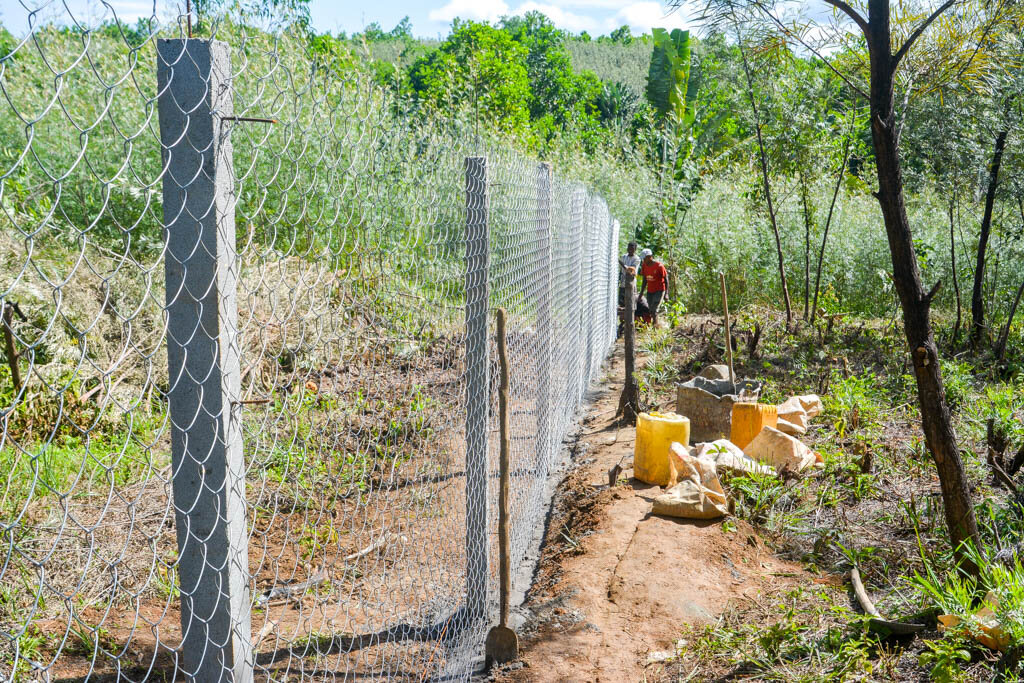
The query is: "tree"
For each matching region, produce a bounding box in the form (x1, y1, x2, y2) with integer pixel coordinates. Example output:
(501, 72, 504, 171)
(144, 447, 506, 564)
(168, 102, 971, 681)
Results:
(610, 25, 634, 44)
(690, 0, 1022, 571)
(969, 28, 1023, 348)
(714, 12, 794, 328)
(407, 21, 531, 133)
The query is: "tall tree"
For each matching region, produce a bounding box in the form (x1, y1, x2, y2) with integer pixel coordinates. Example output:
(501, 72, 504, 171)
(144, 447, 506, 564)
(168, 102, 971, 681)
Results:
(724, 14, 794, 328)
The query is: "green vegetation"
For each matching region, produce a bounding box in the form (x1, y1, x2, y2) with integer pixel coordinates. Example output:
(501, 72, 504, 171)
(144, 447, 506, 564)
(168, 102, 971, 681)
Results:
(1, 0, 1023, 678)
(637, 309, 1024, 681)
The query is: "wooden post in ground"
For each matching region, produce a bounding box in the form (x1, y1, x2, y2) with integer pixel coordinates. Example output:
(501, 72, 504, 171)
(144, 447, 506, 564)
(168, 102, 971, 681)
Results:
(2, 302, 24, 393)
(617, 272, 639, 424)
(720, 272, 735, 387)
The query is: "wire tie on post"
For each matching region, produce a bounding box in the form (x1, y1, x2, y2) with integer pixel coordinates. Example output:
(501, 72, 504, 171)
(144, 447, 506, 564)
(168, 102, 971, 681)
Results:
(221, 116, 278, 124)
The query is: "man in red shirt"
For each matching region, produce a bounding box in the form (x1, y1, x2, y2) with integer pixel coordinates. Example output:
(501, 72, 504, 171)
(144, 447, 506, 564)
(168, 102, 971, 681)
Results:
(638, 249, 669, 328)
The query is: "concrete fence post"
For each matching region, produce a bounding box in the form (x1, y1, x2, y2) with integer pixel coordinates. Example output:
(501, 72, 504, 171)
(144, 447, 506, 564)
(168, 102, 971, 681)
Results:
(570, 189, 585, 403)
(157, 39, 253, 682)
(535, 163, 552, 470)
(464, 156, 490, 622)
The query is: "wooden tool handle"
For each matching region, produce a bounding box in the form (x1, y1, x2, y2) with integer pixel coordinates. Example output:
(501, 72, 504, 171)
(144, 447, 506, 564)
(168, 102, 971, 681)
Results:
(719, 272, 735, 387)
(496, 308, 511, 628)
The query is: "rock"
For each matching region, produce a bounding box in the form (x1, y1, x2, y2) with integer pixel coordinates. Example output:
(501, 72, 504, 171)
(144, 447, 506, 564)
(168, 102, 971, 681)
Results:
(743, 426, 817, 472)
(694, 439, 776, 476)
(697, 364, 731, 380)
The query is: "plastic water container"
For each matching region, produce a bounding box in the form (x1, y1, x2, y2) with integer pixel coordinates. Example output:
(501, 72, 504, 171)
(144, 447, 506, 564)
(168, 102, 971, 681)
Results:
(730, 403, 778, 451)
(634, 411, 691, 486)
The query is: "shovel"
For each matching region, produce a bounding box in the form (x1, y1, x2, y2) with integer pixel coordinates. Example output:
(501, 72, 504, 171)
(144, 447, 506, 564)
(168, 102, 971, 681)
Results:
(485, 309, 519, 665)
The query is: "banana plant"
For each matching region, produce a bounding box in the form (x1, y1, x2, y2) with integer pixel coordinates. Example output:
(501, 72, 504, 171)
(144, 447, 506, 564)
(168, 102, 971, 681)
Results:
(646, 28, 698, 149)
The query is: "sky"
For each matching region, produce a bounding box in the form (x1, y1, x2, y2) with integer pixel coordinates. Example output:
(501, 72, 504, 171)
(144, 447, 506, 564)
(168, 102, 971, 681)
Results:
(0, 0, 697, 38)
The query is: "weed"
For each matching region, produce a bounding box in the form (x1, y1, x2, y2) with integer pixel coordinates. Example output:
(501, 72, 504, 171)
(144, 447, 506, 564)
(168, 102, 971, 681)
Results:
(918, 638, 971, 683)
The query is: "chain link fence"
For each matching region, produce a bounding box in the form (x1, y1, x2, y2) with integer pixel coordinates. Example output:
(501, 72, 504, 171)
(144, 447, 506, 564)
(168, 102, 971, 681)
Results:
(0, 7, 619, 681)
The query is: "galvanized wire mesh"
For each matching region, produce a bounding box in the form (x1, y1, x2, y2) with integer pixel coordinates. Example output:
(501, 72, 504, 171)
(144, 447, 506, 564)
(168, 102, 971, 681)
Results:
(0, 7, 619, 681)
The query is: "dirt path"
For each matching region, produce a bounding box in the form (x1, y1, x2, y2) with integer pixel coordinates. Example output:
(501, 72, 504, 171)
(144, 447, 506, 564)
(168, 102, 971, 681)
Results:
(498, 344, 805, 682)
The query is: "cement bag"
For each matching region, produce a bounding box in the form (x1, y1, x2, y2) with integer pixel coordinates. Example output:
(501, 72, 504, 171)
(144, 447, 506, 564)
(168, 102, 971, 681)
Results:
(652, 447, 729, 519)
(743, 426, 818, 473)
(777, 397, 809, 436)
(777, 418, 806, 437)
(694, 439, 776, 476)
(938, 591, 1010, 651)
(797, 394, 823, 418)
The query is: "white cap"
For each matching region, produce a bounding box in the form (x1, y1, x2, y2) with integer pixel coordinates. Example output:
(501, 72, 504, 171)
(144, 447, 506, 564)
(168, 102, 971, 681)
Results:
(641, 249, 653, 258)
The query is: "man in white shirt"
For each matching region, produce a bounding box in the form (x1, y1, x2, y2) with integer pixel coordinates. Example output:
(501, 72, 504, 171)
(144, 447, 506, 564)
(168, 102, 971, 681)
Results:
(620, 241, 641, 277)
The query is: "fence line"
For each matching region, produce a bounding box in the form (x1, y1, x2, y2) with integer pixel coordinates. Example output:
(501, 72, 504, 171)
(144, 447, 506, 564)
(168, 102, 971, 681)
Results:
(0, 11, 619, 681)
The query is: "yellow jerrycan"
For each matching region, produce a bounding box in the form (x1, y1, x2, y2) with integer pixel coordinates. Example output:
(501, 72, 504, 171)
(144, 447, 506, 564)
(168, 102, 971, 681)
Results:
(730, 402, 778, 451)
(634, 411, 691, 486)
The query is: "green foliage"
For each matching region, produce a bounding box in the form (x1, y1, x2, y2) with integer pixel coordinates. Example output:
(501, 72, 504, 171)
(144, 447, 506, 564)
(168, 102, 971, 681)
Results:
(407, 20, 532, 134)
(919, 638, 971, 683)
(646, 28, 696, 129)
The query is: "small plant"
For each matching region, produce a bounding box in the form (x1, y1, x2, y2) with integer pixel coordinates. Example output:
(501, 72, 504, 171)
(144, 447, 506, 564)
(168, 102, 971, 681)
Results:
(918, 638, 970, 683)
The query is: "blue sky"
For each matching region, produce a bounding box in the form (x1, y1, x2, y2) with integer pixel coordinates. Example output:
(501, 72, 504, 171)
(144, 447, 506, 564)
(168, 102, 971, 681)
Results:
(0, 0, 696, 38)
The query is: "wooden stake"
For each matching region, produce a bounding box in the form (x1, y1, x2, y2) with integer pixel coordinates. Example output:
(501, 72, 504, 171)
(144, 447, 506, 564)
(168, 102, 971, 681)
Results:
(617, 272, 639, 424)
(496, 308, 511, 628)
(485, 308, 519, 665)
(3, 302, 24, 393)
(719, 272, 735, 387)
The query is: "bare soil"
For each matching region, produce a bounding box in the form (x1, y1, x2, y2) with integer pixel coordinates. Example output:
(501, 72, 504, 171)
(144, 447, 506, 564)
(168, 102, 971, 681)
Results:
(495, 346, 807, 682)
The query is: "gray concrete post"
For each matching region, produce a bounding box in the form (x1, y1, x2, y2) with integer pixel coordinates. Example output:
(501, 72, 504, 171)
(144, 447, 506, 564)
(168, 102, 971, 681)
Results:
(571, 190, 586, 402)
(535, 163, 552, 470)
(157, 39, 253, 682)
(464, 156, 490, 621)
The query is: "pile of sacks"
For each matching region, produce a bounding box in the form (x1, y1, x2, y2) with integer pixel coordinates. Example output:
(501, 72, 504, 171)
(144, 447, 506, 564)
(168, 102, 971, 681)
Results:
(639, 375, 825, 520)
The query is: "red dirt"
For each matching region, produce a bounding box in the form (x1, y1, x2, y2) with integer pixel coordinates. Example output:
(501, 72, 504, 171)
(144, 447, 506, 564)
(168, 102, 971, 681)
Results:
(497, 347, 808, 682)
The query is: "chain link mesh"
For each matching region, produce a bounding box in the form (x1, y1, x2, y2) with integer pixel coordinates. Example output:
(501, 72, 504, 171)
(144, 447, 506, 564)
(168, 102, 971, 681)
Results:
(0, 7, 619, 680)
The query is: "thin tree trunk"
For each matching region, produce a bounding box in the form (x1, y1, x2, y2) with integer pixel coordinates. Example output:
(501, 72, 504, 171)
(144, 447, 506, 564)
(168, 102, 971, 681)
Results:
(800, 174, 815, 320)
(735, 31, 793, 329)
(970, 130, 1009, 349)
(999, 199, 1024, 361)
(949, 198, 962, 346)
(812, 129, 852, 324)
(995, 277, 1024, 363)
(865, 0, 979, 573)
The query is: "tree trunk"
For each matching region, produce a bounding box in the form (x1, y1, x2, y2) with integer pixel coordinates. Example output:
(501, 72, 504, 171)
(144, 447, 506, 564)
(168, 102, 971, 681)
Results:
(949, 198, 962, 346)
(736, 32, 793, 329)
(865, 0, 980, 572)
(812, 131, 852, 324)
(800, 174, 815, 320)
(970, 130, 1008, 349)
(995, 277, 1023, 363)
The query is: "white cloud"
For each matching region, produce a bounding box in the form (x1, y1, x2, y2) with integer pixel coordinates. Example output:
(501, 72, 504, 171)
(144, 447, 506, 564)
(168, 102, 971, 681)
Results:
(611, 1, 693, 33)
(510, 1, 600, 32)
(428, 0, 510, 23)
